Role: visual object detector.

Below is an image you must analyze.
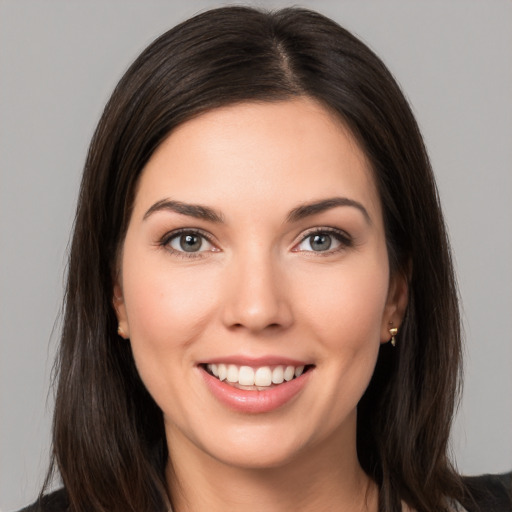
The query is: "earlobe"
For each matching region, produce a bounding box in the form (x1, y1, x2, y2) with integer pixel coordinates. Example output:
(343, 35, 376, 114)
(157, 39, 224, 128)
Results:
(380, 270, 409, 344)
(113, 282, 130, 339)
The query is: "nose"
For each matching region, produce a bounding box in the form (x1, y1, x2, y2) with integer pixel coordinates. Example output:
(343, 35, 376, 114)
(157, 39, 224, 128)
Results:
(221, 250, 294, 334)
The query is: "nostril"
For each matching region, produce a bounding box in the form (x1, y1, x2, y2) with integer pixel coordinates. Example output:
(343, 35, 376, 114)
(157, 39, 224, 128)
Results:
(230, 322, 282, 331)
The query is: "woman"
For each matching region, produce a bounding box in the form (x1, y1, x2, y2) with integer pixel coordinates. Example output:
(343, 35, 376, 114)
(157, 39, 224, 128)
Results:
(20, 6, 511, 512)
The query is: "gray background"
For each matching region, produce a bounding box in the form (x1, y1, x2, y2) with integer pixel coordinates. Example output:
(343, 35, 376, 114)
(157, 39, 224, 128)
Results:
(1, 1, 511, 510)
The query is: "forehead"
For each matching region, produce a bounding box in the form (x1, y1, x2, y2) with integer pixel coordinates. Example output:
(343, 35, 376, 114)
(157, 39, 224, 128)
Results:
(133, 98, 382, 225)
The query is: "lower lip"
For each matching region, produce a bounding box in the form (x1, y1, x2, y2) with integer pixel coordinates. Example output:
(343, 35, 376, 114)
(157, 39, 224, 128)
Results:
(200, 367, 312, 414)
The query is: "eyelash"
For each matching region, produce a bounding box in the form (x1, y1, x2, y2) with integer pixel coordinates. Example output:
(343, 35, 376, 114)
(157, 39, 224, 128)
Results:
(159, 227, 353, 259)
(294, 227, 353, 256)
(159, 228, 217, 260)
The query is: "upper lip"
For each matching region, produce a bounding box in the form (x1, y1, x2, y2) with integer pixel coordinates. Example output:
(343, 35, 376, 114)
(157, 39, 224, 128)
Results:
(199, 355, 312, 367)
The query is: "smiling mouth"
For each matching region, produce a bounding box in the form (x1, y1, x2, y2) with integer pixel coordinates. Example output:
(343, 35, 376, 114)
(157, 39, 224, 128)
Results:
(202, 363, 314, 390)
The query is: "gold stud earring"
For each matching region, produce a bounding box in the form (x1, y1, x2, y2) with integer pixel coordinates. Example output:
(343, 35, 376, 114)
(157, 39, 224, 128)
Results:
(117, 325, 126, 338)
(389, 327, 398, 347)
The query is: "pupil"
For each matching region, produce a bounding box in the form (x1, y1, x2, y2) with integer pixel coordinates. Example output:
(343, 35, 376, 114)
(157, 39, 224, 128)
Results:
(311, 234, 331, 251)
(180, 234, 202, 252)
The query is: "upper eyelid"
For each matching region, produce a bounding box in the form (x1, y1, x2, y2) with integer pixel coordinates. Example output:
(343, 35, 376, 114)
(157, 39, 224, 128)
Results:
(161, 227, 216, 244)
(297, 226, 351, 241)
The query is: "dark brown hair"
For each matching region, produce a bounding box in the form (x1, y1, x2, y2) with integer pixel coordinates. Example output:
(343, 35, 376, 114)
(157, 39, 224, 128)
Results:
(45, 6, 464, 512)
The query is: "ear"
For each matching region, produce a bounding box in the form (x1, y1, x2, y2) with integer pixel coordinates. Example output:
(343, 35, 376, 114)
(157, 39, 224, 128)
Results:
(380, 268, 409, 343)
(113, 280, 130, 339)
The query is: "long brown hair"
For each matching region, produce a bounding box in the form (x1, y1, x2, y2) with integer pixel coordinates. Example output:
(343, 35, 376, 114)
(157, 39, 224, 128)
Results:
(44, 6, 464, 511)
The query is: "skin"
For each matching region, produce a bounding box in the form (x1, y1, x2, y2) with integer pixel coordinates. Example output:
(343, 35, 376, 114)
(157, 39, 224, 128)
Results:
(114, 98, 408, 512)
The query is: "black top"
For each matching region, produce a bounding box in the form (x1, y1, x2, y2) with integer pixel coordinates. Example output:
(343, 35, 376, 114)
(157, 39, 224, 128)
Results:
(16, 472, 512, 512)
(460, 473, 512, 511)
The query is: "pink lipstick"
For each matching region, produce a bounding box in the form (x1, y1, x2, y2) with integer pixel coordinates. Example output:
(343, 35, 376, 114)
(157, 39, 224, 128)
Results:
(199, 361, 313, 413)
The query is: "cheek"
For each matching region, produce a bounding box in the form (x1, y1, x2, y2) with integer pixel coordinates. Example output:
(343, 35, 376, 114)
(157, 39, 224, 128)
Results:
(124, 260, 219, 344)
(296, 259, 389, 347)
(281, 259, 388, 437)
(119, 244, 222, 400)
(121, 256, 224, 425)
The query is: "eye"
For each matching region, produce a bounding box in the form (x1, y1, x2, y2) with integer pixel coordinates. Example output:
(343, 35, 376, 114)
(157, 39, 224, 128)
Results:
(163, 229, 217, 256)
(294, 229, 352, 253)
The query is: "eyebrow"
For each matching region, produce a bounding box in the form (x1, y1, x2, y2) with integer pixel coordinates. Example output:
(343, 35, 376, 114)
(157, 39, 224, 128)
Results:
(143, 199, 224, 223)
(286, 197, 371, 224)
(143, 196, 370, 225)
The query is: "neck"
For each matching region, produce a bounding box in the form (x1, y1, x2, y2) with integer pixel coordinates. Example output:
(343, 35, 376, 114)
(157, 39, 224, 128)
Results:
(165, 423, 378, 512)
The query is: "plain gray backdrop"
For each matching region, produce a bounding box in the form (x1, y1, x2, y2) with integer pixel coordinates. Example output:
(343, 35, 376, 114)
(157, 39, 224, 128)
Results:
(1, 1, 511, 510)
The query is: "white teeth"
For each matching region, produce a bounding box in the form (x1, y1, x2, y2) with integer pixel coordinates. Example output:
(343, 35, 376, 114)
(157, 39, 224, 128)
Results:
(206, 363, 308, 387)
(284, 365, 295, 381)
(271, 366, 284, 384)
(294, 365, 305, 378)
(217, 364, 227, 381)
(226, 364, 239, 383)
(238, 366, 255, 386)
(254, 367, 272, 387)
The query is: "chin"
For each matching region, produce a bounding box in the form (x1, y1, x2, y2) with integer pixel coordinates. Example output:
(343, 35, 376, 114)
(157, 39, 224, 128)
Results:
(165, 416, 305, 471)
(209, 439, 306, 471)
(189, 417, 330, 471)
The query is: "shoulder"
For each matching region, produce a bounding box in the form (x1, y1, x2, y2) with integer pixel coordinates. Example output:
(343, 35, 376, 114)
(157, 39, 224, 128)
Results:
(16, 489, 68, 512)
(460, 472, 512, 512)
(14, 476, 512, 512)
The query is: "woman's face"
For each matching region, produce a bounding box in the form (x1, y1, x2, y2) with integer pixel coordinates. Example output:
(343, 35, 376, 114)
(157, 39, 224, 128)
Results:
(115, 98, 407, 470)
